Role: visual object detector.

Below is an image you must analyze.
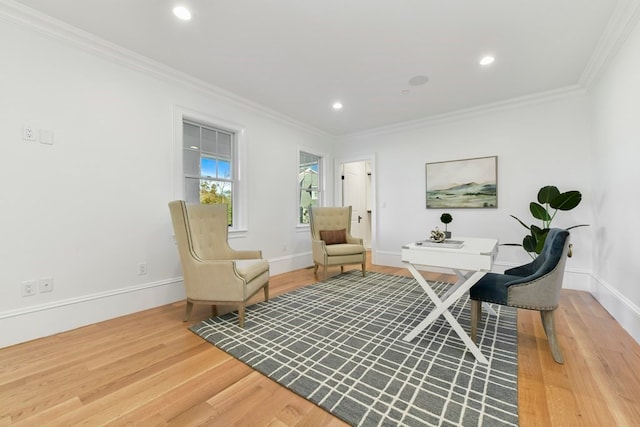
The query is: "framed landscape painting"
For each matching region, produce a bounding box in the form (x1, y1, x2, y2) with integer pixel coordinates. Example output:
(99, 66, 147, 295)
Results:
(426, 156, 497, 208)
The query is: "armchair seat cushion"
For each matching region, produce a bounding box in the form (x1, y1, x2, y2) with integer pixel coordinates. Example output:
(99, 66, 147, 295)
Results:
(235, 259, 269, 283)
(324, 243, 366, 256)
(469, 272, 523, 305)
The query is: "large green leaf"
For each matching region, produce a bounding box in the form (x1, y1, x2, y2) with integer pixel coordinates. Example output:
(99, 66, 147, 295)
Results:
(510, 214, 531, 230)
(567, 224, 589, 230)
(523, 235, 537, 252)
(538, 186, 560, 204)
(530, 202, 551, 221)
(535, 229, 549, 253)
(550, 191, 582, 210)
(530, 224, 545, 239)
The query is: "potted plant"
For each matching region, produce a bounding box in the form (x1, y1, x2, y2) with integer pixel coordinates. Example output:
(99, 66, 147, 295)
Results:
(506, 185, 588, 258)
(440, 213, 453, 238)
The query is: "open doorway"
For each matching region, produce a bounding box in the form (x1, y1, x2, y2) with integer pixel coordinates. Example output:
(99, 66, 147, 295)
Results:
(339, 159, 374, 251)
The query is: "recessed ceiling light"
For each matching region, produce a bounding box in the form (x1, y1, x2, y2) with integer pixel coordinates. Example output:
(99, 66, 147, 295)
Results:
(173, 6, 192, 21)
(408, 75, 429, 86)
(479, 56, 495, 66)
(332, 102, 343, 110)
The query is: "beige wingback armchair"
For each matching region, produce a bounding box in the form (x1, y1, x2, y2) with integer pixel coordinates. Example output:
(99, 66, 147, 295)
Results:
(168, 200, 269, 327)
(309, 206, 366, 281)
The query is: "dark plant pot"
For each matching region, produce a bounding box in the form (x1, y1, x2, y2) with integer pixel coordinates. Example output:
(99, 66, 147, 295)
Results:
(444, 231, 452, 239)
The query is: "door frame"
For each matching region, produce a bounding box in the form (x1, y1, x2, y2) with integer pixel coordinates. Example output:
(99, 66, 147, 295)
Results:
(335, 153, 377, 265)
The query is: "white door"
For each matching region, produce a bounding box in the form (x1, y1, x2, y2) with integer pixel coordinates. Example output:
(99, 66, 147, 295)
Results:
(342, 161, 369, 247)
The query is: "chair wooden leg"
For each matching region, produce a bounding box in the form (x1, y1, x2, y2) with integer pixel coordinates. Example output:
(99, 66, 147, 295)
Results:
(541, 310, 564, 364)
(212, 305, 218, 318)
(313, 264, 319, 274)
(340, 266, 344, 273)
(470, 300, 482, 343)
(238, 304, 246, 328)
(263, 282, 269, 302)
(362, 262, 366, 277)
(183, 300, 194, 322)
(323, 265, 328, 281)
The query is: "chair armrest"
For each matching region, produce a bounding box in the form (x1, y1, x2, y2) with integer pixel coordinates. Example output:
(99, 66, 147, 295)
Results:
(183, 259, 246, 301)
(311, 239, 328, 265)
(312, 239, 327, 252)
(504, 262, 536, 277)
(346, 235, 364, 245)
(229, 249, 263, 259)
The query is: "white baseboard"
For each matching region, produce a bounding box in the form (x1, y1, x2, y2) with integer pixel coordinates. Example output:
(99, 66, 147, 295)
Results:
(268, 251, 313, 276)
(375, 250, 592, 290)
(591, 273, 640, 344)
(0, 278, 185, 349)
(0, 254, 314, 350)
(374, 249, 639, 345)
(3, 251, 636, 349)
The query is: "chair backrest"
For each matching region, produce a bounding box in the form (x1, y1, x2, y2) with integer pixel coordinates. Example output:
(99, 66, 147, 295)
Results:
(507, 228, 571, 309)
(309, 206, 352, 240)
(168, 200, 234, 261)
(524, 228, 571, 281)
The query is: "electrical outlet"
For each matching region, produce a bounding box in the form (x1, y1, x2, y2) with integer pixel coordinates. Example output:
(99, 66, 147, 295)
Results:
(138, 262, 148, 276)
(22, 280, 37, 297)
(23, 125, 37, 141)
(39, 276, 53, 293)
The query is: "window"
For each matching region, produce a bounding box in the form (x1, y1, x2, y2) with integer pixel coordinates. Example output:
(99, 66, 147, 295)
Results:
(298, 150, 323, 224)
(183, 120, 235, 226)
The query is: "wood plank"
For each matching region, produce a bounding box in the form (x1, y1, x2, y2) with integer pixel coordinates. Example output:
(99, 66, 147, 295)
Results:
(0, 252, 639, 425)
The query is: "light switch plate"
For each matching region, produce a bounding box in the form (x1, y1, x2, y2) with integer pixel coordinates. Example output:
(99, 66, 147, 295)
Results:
(40, 129, 54, 145)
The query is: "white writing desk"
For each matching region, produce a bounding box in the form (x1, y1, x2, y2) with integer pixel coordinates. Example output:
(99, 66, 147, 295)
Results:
(401, 237, 498, 364)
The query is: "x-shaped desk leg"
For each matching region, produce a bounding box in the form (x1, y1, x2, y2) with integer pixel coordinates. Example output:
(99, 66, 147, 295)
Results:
(446, 270, 497, 317)
(402, 264, 490, 365)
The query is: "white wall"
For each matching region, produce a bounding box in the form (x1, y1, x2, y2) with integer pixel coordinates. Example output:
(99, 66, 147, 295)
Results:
(0, 16, 333, 347)
(3, 4, 639, 348)
(336, 94, 595, 284)
(333, 18, 640, 343)
(589, 16, 640, 342)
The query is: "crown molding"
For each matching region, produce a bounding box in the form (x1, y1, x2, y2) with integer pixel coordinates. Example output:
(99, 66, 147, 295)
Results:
(579, 0, 640, 89)
(3, 0, 636, 140)
(0, 0, 330, 138)
(342, 85, 586, 140)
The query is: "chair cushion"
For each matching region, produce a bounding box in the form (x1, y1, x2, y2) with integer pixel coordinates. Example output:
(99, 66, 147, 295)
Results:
(324, 243, 365, 256)
(235, 259, 269, 283)
(469, 272, 523, 305)
(320, 229, 347, 245)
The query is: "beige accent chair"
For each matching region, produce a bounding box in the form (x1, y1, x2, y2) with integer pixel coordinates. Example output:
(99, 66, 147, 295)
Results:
(168, 200, 269, 327)
(309, 206, 366, 281)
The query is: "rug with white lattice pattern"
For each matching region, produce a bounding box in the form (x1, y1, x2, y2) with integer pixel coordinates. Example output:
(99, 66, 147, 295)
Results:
(191, 270, 518, 426)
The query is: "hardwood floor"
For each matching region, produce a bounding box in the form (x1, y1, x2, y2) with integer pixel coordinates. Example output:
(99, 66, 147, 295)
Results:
(1, 256, 639, 426)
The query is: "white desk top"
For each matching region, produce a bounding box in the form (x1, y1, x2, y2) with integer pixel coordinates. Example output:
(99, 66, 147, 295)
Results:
(402, 237, 498, 271)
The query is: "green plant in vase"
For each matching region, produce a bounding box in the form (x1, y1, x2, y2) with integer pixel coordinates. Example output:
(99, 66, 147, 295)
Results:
(506, 185, 588, 258)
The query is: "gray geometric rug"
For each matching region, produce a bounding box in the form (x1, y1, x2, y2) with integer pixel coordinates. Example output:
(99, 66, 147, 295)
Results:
(190, 271, 518, 426)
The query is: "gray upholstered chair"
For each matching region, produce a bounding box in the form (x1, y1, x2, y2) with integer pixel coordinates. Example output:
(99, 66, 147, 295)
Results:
(168, 200, 269, 327)
(309, 206, 366, 281)
(469, 228, 572, 364)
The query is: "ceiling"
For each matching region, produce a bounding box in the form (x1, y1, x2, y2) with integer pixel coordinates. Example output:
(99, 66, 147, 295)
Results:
(10, 0, 624, 135)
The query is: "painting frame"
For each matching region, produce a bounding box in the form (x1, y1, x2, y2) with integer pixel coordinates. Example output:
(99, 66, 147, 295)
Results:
(426, 156, 498, 209)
